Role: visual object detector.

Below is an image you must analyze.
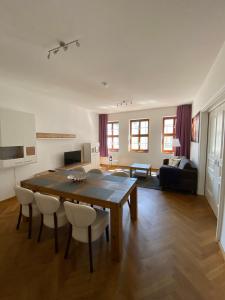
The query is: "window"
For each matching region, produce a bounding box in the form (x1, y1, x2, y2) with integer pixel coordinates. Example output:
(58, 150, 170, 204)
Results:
(107, 122, 119, 151)
(130, 119, 149, 152)
(162, 117, 176, 153)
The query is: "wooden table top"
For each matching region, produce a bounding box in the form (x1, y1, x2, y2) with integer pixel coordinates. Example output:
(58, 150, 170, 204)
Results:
(129, 163, 151, 170)
(21, 170, 137, 208)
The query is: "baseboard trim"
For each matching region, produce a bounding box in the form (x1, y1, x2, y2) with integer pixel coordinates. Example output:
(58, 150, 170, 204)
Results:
(0, 196, 16, 204)
(218, 242, 225, 260)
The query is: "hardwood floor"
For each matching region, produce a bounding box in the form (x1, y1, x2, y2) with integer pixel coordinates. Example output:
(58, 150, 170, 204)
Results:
(1, 188, 225, 300)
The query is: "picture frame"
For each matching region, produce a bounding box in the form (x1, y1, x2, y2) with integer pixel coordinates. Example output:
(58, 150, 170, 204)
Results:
(191, 112, 200, 143)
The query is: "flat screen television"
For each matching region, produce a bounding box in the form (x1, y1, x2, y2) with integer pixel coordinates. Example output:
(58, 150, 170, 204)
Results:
(64, 150, 81, 165)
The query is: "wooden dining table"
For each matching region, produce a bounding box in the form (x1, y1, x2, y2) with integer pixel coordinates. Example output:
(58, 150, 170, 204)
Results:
(21, 170, 138, 262)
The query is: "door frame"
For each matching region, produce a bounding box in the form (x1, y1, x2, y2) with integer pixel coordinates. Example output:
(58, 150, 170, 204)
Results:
(205, 104, 225, 241)
(216, 110, 225, 240)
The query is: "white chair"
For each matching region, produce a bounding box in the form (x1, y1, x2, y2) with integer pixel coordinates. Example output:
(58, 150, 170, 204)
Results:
(15, 186, 40, 239)
(64, 202, 109, 272)
(34, 193, 68, 253)
(74, 167, 86, 173)
(87, 169, 103, 174)
(111, 171, 129, 177)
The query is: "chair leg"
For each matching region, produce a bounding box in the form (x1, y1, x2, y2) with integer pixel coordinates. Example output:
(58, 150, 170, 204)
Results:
(28, 204, 32, 239)
(64, 224, 72, 259)
(16, 204, 22, 230)
(88, 226, 93, 273)
(37, 214, 43, 242)
(105, 225, 109, 242)
(54, 213, 58, 253)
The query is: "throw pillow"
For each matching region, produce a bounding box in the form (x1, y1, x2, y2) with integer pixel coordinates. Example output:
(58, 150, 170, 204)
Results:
(168, 157, 181, 167)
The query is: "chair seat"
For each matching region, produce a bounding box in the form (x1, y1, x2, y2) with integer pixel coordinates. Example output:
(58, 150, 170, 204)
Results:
(22, 203, 40, 217)
(72, 208, 109, 243)
(43, 204, 68, 229)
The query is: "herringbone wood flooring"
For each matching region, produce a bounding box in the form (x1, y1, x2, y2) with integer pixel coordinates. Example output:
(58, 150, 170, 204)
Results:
(1, 188, 225, 300)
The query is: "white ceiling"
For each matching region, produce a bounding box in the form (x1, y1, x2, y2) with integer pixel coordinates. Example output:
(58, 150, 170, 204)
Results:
(0, 0, 225, 113)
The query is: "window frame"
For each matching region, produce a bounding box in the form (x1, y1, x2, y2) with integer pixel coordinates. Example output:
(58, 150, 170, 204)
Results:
(162, 116, 176, 154)
(107, 121, 119, 152)
(130, 119, 149, 152)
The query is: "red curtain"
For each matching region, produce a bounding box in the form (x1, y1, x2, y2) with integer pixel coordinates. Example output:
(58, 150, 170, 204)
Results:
(175, 104, 192, 158)
(99, 114, 108, 157)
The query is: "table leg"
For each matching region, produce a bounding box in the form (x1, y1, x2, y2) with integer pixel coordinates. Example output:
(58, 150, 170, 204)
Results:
(110, 205, 123, 262)
(130, 168, 132, 177)
(130, 186, 137, 221)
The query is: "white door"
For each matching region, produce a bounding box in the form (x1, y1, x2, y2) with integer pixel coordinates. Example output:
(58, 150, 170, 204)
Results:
(205, 106, 225, 217)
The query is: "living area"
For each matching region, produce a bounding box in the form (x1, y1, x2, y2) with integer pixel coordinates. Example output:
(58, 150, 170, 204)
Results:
(100, 105, 197, 194)
(1, 1, 225, 300)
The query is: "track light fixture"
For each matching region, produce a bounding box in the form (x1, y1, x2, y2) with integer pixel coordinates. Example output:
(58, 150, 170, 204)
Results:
(47, 39, 80, 59)
(117, 100, 133, 108)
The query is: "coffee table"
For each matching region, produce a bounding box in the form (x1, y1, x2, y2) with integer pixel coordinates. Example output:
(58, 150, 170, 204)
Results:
(129, 163, 152, 178)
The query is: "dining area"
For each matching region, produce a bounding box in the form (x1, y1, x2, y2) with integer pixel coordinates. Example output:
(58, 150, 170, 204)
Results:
(15, 168, 138, 273)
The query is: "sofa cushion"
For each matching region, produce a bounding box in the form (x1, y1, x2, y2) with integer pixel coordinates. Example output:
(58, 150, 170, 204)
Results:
(178, 158, 192, 169)
(168, 157, 181, 167)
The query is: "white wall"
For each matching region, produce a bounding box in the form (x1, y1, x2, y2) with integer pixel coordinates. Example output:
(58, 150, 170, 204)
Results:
(191, 42, 225, 195)
(0, 80, 98, 201)
(190, 112, 208, 195)
(190, 41, 225, 251)
(104, 106, 177, 169)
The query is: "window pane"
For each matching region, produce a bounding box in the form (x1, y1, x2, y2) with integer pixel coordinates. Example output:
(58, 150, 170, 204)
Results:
(140, 136, 148, 150)
(131, 121, 139, 135)
(107, 137, 112, 149)
(113, 137, 119, 149)
(107, 123, 112, 135)
(113, 123, 119, 136)
(164, 119, 174, 134)
(163, 136, 173, 151)
(131, 137, 139, 150)
(140, 121, 148, 134)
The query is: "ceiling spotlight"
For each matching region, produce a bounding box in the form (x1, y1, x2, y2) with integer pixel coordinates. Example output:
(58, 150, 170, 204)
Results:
(75, 40, 80, 47)
(59, 41, 66, 47)
(47, 39, 80, 59)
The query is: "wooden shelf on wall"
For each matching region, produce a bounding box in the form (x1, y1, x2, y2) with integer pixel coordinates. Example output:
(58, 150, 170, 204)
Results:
(36, 132, 76, 139)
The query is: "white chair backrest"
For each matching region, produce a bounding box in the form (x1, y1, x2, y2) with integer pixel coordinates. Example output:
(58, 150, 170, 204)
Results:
(111, 171, 129, 177)
(74, 167, 86, 173)
(35, 193, 60, 214)
(64, 201, 96, 228)
(87, 169, 103, 174)
(15, 186, 34, 205)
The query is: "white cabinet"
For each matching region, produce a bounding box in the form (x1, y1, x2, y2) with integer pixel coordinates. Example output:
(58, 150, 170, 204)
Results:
(0, 108, 37, 168)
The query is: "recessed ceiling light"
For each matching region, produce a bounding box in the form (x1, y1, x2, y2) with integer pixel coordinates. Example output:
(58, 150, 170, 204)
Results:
(101, 81, 109, 88)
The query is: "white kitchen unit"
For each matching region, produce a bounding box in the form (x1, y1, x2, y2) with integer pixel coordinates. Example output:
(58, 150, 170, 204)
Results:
(83, 142, 100, 169)
(0, 108, 37, 168)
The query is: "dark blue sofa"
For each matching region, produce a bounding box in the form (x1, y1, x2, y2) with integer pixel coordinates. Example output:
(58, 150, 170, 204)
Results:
(158, 157, 198, 194)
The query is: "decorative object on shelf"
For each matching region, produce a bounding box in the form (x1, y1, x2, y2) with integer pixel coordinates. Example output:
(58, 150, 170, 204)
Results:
(117, 100, 132, 108)
(36, 132, 76, 139)
(47, 39, 80, 59)
(67, 172, 87, 182)
(191, 112, 200, 143)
